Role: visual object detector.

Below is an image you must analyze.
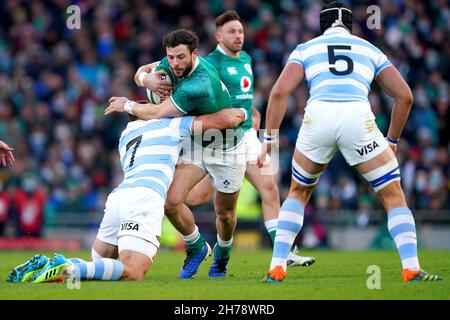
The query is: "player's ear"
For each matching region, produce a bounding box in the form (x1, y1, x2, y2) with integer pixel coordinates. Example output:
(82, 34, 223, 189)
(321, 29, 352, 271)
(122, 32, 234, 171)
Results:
(192, 48, 198, 58)
(215, 31, 222, 42)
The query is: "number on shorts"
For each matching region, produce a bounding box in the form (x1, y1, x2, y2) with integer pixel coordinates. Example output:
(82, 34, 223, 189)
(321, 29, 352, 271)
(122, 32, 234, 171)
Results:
(327, 45, 354, 75)
(125, 135, 142, 168)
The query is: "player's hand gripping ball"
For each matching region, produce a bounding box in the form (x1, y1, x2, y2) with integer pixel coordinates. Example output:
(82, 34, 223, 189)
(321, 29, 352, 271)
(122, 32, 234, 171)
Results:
(147, 63, 174, 104)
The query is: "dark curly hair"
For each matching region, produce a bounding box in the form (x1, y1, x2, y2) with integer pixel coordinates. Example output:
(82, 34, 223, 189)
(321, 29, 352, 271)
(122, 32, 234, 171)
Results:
(163, 29, 198, 53)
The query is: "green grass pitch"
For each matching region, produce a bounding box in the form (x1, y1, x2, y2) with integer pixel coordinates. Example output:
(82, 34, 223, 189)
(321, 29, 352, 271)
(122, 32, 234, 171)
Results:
(0, 249, 449, 300)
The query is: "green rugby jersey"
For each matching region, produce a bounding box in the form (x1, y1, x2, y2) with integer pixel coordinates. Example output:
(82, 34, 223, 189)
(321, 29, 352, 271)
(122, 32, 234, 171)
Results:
(205, 45, 254, 131)
(160, 56, 244, 150)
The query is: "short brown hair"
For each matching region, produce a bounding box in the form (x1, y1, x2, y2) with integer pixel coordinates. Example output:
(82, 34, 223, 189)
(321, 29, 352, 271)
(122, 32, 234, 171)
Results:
(163, 29, 198, 53)
(215, 10, 241, 28)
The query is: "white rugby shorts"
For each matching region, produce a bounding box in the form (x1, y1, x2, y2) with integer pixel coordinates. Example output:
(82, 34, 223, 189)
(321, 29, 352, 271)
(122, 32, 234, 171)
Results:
(96, 187, 164, 248)
(179, 139, 246, 193)
(296, 100, 389, 166)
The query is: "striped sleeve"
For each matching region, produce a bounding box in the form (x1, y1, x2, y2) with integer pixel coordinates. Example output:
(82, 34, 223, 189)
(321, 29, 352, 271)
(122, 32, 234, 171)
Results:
(179, 116, 195, 137)
(374, 48, 392, 76)
(286, 45, 304, 67)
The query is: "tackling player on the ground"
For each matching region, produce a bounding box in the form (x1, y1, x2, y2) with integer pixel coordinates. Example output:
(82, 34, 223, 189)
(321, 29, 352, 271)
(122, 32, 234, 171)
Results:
(183, 10, 315, 267)
(258, 1, 442, 283)
(7, 103, 247, 283)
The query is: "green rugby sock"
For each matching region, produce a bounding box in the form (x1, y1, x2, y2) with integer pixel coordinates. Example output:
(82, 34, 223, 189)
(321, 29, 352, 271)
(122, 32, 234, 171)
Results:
(183, 225, 205, 253)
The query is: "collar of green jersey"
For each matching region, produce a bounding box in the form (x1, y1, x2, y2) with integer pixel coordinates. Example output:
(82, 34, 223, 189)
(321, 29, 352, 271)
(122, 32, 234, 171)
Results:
(216, 44, 241, 58)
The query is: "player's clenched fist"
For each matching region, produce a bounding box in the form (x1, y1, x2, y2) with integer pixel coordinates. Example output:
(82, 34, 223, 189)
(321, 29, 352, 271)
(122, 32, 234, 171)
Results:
(104, 97, 128, 115)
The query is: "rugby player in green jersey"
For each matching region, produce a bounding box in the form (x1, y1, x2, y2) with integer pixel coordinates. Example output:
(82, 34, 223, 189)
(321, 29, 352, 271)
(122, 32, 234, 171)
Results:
(105, 29, 247, 278)
(185, 11, 316, 268)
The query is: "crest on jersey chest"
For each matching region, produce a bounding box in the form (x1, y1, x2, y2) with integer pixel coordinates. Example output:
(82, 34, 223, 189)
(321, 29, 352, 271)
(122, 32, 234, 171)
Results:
(244, 63, 253, 75)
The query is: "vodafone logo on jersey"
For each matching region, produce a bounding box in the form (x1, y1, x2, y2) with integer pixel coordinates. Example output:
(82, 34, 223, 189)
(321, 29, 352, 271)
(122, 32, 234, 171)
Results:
(240, 76, 252, 93)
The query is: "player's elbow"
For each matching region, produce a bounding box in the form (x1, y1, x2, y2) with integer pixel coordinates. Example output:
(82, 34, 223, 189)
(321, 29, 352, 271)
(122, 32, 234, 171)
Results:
(403, 90, 414, 107)
(395, 87, 413, 108)
(270, 84, 289, 100)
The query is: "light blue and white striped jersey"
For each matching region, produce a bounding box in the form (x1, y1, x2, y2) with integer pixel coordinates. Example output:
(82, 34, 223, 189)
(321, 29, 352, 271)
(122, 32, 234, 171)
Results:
(115, 116, 194, 199)
(287, 27, 392, 103)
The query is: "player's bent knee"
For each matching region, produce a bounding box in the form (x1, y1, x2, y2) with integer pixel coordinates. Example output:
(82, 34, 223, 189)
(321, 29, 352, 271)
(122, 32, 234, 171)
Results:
(216, 210, 236, 225)
(362, 157, 401, 193)
(118, 236, 157, 281)
(185, 189, 211, 207)
(164, 195, 183, 213)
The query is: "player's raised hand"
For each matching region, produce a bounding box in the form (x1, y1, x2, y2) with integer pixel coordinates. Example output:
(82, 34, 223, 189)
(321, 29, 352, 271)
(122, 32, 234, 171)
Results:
(0, 140, 14, 167)
(105, 97, 128, 115)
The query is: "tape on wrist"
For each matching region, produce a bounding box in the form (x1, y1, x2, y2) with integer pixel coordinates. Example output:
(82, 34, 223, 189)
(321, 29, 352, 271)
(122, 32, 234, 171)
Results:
(124, 100, 136, 115)
(386, 136, 399, 145)
(138, 72, 147, 86)
(263, 131, 278, 144)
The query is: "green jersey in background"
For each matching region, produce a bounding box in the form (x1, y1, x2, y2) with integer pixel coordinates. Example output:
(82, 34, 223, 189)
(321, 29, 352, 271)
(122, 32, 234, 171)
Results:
(205, 45, 254, 131)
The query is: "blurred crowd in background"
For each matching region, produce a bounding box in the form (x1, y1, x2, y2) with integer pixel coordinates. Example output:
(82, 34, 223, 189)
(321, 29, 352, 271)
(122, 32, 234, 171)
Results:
(0, 0, 448, 238)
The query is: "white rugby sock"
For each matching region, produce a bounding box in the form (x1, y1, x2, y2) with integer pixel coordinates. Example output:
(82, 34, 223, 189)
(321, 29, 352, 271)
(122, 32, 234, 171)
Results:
(387, 208, 420, 271)
(73, 259, 124, 281)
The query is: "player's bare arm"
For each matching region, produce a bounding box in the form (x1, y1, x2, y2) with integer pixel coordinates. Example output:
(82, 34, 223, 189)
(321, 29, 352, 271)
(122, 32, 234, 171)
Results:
(104, 96, 183, 119)
(265, 62, 305, 133)
(257, 63, 304, 167)
(191, 108, 247, 133)
(375, 66, 414, 153)
(134, 62, 173, 97)
(251, 106, 261, 131)
(0, 140, 14, 167)
(134, 62, 157, 86)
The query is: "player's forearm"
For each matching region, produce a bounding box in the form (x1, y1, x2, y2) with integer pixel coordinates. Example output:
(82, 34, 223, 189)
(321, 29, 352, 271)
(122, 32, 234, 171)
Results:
(264, 63, 303, 134)
(135, 65, 152, 87)
(131, 102, 161, 120)
(387, 96, 413, 141)
(265, 91, 289, 134)
(192, 108, 246, 133)
(191, 117, 231, 133)
(375, 66, 413, 141)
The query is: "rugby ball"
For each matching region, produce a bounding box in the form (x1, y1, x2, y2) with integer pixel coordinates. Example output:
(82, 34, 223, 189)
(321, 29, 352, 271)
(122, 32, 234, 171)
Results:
(146, 63, 174, 104)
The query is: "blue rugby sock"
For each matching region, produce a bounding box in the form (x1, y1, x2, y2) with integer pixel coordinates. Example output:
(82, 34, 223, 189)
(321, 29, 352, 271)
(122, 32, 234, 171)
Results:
(270, 198, 304, 271)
